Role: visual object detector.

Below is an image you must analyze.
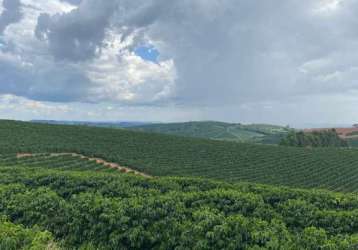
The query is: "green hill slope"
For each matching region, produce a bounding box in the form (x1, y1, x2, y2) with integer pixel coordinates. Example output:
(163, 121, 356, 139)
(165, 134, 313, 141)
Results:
(1, 160, 358, 249)
(1, 120, 358, 191)
(130, 121, 291, 144)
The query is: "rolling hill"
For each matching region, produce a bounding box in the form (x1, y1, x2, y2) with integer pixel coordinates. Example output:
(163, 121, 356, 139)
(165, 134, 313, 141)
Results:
(129, 121, 291, 144)
(32, 120, 151, 128)
(2, 120, 358, 192)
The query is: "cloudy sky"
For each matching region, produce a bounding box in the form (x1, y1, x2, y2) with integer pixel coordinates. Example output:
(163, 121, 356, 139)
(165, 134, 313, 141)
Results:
(0, 0, 357, 127)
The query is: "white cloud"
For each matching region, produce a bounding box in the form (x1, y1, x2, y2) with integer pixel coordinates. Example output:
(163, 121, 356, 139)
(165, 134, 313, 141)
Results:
(0, 94, 71, 115)
(0, 94, 201, 122)
(87, 53, 176, 103)
(85, 31, 176, 103)
(0, 0, 176, 105)
(314, 0, 343, 13)
(299, 58, 333, 74)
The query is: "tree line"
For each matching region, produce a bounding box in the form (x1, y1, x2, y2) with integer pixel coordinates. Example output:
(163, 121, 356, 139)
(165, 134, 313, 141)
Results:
(280, 129, 348, 147)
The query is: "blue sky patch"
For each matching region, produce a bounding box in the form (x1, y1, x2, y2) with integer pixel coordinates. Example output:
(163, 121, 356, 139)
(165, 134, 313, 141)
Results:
(134, 46, 159, 63)
(0, 39, 5, 50)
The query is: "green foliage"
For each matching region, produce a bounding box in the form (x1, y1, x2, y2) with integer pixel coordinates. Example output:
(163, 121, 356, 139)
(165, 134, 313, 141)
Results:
(280, 129, 348, 148)
(0, 153, 117, 174)
(346, 131, 358, 137)
(1, 163, 358, 249)
(0, 216, 56, 250)
(347, 138, 358, 148)
(2, 120, 358, 191)
(130, 121, 290, 144)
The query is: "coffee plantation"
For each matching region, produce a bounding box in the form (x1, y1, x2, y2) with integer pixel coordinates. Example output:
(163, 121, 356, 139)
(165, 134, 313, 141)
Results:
(1, 162, 358, 249)
(2, 120, 358, 191)
(3, 120, 358, 249)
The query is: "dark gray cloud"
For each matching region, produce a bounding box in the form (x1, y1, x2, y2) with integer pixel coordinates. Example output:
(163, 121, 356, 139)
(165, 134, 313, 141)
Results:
(0, 0, 22, 34)
(0, 58, 93, 103)
(35, 0, 118, 61)
(119, 0, 358, 107)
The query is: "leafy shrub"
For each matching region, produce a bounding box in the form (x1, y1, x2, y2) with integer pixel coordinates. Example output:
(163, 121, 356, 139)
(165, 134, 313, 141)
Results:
(280, 129, 348, 148)
(0, 216, 56, 250)
(0, 165, 358, 249)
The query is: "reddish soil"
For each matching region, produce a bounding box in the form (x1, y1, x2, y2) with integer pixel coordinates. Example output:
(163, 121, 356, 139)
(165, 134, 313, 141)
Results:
(304, 127, 358, 139)
(16, 152, 151, 178)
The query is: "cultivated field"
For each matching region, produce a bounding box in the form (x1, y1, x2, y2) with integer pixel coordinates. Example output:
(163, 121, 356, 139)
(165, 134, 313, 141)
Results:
(1, 157, 358, 249)
(130, 121, 290, 144)
(2, 120, 358, 191)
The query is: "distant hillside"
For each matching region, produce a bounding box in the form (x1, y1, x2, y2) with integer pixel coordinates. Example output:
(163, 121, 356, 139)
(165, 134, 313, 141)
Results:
(304, 127, 358, 139)
(303, 127, 358, 148)
(4, 120, 358, 191)
(130, 121, 291, 144)
(31, 120, 151, 128)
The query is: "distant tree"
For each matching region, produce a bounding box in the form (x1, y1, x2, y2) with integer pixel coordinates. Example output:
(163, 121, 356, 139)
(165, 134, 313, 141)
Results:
(280, 129, 348, 148)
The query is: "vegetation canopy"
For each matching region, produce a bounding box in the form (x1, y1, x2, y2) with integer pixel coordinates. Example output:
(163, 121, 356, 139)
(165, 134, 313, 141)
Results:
(0, 156, 358, 249)
(280, 129, 348, 148)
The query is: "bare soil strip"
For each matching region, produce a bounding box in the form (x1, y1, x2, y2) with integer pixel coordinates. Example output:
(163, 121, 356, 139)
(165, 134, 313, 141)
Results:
(16, 153, 152, 178)
(304, 127, 358, 139)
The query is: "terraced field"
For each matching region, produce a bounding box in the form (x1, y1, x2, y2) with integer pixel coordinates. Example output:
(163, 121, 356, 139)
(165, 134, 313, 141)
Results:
(2, 120, 358, 191)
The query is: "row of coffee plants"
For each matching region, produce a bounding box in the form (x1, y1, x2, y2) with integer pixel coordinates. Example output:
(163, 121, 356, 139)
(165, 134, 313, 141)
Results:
(0, 216, 56, 250)
(0, 153, 118, 173)
(1, 120, 358, 191)
(1, 162, 358, 249)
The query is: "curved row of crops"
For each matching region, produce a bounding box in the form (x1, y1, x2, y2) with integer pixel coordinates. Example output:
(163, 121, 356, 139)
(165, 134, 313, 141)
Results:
(0, 153, 121, 173)
(1, 161, 358, 249)
(2, 120, 358, 191)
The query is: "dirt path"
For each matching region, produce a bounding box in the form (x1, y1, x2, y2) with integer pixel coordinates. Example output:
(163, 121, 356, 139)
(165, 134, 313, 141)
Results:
(16, 152, 152, 178)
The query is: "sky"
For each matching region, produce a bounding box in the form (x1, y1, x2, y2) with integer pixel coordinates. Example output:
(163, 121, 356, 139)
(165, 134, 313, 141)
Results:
(0, 0, 357, 127)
